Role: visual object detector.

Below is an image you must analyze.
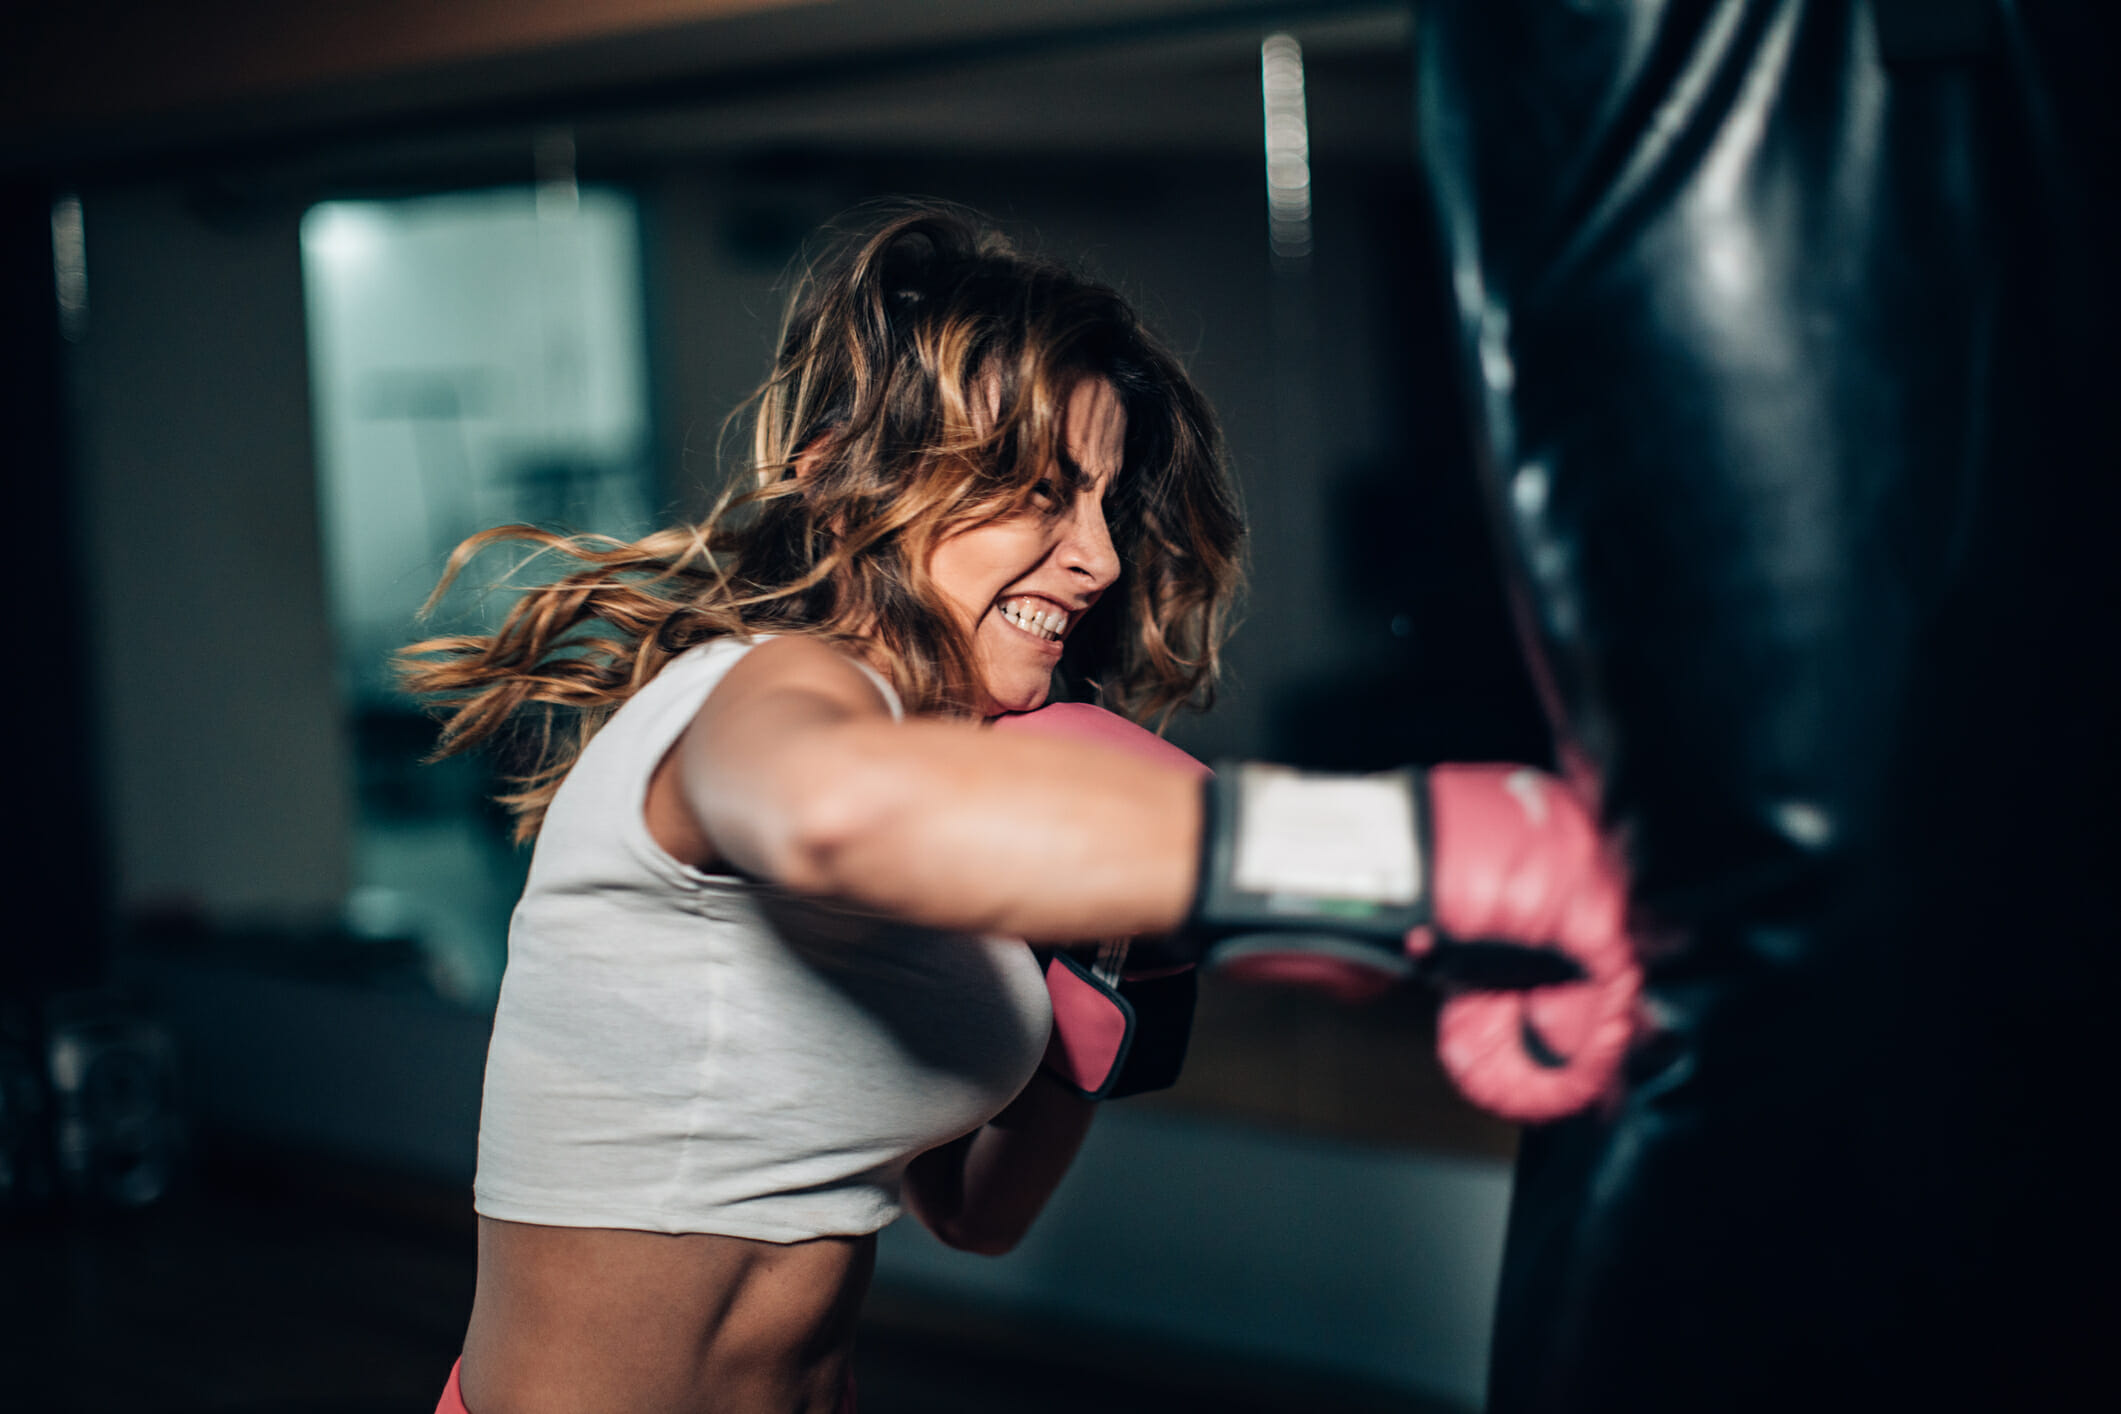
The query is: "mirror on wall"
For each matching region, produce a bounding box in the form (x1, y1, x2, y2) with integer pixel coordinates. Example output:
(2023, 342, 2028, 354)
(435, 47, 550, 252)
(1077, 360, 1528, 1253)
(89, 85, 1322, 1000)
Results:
(301, 185, 654, 1005)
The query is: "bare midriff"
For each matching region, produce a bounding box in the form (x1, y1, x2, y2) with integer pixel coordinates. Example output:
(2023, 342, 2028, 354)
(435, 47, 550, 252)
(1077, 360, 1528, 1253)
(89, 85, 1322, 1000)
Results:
(457, 1215, 874, 1414)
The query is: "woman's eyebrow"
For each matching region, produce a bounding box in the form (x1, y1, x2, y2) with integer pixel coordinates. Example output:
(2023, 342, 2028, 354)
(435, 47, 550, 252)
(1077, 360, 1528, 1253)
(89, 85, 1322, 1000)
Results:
(1053, 447, 1091, 489)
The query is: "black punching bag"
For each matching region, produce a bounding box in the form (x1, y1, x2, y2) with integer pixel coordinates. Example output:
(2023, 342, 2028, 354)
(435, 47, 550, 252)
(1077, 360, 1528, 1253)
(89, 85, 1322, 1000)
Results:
(1416, 1, 2119, 1408)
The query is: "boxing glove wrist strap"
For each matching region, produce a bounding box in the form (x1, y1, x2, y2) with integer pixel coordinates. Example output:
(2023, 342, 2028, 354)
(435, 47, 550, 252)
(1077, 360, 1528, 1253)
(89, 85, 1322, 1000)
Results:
(1041, 952, 1197, 1101)
(1188, 762, 1432, 977)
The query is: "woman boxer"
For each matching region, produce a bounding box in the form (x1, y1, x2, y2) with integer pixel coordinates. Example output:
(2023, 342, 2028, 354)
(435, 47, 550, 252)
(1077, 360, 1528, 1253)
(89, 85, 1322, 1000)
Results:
(403, 202, 1245, 1414)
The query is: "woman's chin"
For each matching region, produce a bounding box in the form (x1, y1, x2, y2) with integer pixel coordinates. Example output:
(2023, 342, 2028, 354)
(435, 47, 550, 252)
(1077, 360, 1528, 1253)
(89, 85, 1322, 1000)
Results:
(982, 679, 1053, 718)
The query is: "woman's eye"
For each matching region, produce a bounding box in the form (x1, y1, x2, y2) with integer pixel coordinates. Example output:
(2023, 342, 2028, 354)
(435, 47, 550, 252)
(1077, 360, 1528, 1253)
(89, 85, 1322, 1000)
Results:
(1029, 480, 1062, 509)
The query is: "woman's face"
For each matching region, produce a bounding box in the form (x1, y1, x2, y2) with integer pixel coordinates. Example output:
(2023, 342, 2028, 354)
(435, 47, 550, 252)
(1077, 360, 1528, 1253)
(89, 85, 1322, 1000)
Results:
(928, 378, 1126, 718)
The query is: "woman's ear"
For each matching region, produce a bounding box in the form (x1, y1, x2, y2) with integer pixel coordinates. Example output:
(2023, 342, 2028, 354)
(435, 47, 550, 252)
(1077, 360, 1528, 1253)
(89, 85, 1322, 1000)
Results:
(790, 437, 827, 485)
(787, 433, 837, 499)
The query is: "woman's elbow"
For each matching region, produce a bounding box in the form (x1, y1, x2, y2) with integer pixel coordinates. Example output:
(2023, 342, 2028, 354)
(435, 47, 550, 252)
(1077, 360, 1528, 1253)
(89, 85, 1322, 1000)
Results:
(912, 1181, 1035, 1256)
(929, 1214, 1030, 1257)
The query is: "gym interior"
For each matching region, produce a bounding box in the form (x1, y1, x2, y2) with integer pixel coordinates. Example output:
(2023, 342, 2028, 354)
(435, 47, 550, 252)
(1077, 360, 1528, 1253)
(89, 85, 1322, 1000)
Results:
(4, 4, 1534, 1411)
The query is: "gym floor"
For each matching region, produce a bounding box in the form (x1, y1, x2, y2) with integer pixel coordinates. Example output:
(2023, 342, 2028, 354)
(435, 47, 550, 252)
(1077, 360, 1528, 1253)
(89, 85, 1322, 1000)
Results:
(1, 1148, 1456, 1414)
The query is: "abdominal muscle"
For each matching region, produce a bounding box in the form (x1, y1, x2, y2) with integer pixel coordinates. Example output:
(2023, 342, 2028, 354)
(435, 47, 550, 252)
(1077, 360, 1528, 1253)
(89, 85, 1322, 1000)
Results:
(458, 1215, 873, 1414)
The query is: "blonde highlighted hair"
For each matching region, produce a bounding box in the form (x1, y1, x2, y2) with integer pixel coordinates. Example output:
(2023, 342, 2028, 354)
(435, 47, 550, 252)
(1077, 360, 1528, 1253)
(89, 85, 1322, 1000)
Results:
(401, 200, 1245, 839)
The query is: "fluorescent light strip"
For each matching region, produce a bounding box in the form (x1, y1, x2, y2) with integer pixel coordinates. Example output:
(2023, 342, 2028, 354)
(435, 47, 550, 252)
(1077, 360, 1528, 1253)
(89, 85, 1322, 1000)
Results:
(1260, 33, 1313, 264)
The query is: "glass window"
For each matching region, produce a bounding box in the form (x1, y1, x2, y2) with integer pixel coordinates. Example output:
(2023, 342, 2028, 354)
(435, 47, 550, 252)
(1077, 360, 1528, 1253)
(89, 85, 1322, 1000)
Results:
(300, 186, 652, 1005)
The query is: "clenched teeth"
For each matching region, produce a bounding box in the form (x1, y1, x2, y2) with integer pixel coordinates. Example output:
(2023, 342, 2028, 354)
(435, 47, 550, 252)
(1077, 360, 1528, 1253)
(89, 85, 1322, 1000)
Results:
(1000, 597, 1069, 641)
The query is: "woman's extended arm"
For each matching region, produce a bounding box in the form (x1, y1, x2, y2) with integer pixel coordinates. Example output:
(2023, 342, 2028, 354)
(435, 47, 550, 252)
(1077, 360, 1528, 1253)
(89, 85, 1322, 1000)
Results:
(900, 1071, 1096, 1255)
(652, 635, 1200, 944)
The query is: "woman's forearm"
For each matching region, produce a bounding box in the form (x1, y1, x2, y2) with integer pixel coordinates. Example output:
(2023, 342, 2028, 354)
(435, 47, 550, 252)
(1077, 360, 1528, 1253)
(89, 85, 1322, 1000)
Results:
(904, 1070, 1096, 1255)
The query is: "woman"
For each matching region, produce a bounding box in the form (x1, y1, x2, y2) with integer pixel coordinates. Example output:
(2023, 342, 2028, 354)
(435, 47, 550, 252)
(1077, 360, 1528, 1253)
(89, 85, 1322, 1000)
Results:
(405, 202, 1245, 1413)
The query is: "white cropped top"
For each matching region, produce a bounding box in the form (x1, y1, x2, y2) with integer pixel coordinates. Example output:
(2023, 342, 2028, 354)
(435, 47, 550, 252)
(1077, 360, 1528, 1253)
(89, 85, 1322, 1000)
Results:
(473, 637, 1052, 1242)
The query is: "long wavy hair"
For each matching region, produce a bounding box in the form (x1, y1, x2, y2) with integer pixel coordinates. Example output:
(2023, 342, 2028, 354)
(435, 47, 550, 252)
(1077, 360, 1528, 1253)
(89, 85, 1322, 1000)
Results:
(401, 200, 1246, 840)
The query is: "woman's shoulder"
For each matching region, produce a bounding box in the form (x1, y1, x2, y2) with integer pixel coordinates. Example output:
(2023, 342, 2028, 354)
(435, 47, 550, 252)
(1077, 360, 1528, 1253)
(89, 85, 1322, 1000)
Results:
(696, 634, 905, 723)
(569, 635, 774, 770)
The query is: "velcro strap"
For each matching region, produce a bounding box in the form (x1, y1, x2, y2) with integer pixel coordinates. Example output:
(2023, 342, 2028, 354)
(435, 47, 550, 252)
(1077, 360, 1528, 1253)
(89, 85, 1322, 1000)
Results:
(1043, 954, 1133, 1100)
(1041, 953, 1198, 1101)
(1192, 763, 1431, 948)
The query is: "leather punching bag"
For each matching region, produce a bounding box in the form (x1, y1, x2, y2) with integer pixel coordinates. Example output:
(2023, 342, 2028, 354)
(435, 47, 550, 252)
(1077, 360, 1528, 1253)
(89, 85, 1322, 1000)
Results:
(1416, 2, 2119, 1407)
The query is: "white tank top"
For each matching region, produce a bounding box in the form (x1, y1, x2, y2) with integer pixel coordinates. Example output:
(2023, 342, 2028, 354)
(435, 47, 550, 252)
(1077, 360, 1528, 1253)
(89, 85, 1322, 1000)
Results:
(473, 636, 1052, 1242)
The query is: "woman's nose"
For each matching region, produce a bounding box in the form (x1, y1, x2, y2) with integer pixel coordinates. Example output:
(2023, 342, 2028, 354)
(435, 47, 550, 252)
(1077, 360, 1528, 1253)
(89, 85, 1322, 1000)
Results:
(1062, 495, 1121, 589)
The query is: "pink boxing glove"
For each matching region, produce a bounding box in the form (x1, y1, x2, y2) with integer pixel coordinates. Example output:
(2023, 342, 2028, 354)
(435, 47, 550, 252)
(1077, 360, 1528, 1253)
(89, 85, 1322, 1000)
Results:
(1417, 765, 1639, 1122)
(989, 702, 1208, 1100)
(1187, 760, 1640, 1122)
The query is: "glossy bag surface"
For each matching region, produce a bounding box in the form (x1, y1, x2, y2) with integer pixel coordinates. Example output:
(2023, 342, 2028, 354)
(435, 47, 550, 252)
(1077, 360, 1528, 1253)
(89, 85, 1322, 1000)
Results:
(1416, 2, 2120, 1407)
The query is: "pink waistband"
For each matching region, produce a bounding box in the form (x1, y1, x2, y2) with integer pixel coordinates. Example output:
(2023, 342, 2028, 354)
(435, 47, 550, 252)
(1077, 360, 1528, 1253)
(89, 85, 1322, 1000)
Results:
(435, 1359, 470, 1414)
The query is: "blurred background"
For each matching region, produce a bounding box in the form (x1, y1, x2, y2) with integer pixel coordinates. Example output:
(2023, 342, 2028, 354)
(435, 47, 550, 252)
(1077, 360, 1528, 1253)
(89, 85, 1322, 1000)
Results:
(2, 3, 1551, 1410)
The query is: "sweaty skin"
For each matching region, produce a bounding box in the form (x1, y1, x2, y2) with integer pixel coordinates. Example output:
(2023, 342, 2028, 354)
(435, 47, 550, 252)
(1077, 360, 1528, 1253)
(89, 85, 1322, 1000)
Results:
(459, 382, 1197, 1414)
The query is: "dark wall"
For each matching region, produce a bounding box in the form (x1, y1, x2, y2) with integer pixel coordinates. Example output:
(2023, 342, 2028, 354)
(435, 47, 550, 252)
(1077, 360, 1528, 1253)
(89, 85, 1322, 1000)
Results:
(3, 184, 108, 995)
